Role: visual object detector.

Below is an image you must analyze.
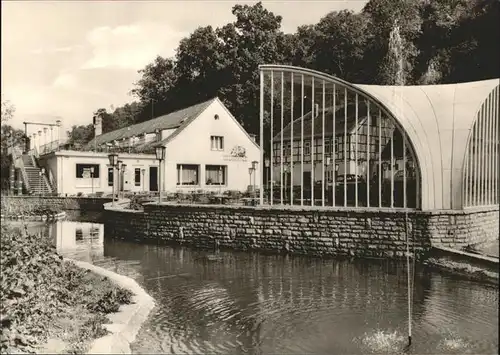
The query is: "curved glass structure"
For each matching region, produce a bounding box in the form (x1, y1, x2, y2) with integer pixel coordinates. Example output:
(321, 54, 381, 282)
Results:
(258, 65, 500, 211)
(258, 65, 420, 209)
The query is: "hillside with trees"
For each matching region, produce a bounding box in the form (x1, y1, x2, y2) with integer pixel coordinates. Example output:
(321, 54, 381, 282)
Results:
(89, 0, 499, 142)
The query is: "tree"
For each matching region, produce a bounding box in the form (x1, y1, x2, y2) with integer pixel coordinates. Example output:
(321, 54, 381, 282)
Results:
(1, 124, 24, 190)
(66, 124, 94, 148)
(131, 56, 178, 123)
(415, 0, 477, 84)
(444, 0, 500, 82)
(217, 2, 287, 135)
(305, 10, 370, 82)
(99, 0, 498, 140)
(362, 0, 423, 84)
(1, 97, 15, 125)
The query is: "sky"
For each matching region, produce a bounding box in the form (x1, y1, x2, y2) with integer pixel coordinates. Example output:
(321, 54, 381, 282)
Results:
(1, 0, 367, 136)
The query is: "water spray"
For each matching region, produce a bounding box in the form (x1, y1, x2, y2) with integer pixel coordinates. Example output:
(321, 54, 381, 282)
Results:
(405, 210, 412, 347)
(389, 20, 413, 348)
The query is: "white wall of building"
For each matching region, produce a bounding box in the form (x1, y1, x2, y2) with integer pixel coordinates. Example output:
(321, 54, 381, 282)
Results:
(41, 151, 158, 196)
(40, 99, 262, 195)
(164, 99, 261, 192)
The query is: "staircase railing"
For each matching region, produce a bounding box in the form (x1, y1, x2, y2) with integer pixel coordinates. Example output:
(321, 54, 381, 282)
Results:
(29, 147, 39, 159)
(38, 141, 60, 156)
(42, 173, 53, 194)
(29, 154, 37, 167)
(47, 168, 57, 194)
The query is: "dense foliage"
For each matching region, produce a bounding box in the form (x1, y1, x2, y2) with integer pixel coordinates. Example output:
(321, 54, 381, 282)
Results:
(85, 0, 498, 147)
(0, 124, 24, 191)
(0, 225, 133, 354)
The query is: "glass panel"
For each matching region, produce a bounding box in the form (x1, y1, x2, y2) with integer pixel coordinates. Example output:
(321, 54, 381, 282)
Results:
(464, 86, 499, 207)
(261, 67, 421, 209)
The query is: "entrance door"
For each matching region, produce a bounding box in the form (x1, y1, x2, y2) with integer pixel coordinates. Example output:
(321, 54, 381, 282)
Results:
(149, 166, 158, 191)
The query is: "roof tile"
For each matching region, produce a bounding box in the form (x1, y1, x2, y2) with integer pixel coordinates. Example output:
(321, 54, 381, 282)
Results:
(87, 98, 216, 148)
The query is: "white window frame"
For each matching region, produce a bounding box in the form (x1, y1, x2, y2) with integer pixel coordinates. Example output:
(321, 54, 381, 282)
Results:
(176, 164, 200, 186)
(210, 136, 224, 151)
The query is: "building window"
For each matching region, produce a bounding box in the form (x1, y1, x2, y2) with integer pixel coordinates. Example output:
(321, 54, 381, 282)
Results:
(214, 114, 219, 120)
(134, 168, 141, 186)
(206, 165, 226, 185)
(108, 168, 114, 186)
(325, 139, 331, 154)
(211, 136, 224, 151)
(304, 141, 311, 156)
(76, 164, 100, 178)
(177, 164, 199, 185)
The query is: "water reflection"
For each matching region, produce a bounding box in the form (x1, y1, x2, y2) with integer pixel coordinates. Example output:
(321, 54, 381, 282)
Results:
(28, 220, 105, 262)
(19, 218, 499, 354)
(99, 239, 497, 355)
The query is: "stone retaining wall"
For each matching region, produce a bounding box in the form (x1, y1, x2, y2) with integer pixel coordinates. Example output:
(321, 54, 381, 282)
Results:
(426, 208, 499, 247)
(103, 202, 499, 259)
(1, 196, 113, 214)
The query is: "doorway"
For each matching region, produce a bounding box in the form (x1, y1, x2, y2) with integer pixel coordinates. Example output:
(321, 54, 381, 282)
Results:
(149, 166, 158, 191)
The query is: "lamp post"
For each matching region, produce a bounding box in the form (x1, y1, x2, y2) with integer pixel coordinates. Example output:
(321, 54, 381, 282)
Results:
(264, 158, 270, 195)
(117, 160, 123, 200)
(251, 160, 258, 203)
(326, 156, 331, 186)
(219, 166, 223, 196)
(121, 163, 127, 198)
(90, 166, 95, 195)
(155, 146, 166, 203)
(248, 167, 253, 196)
(141, 168, 145, 192)
(108, 154, 118, 206)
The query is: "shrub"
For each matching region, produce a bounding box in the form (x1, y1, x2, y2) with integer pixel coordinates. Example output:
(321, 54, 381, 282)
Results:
(86, 288, 133, 314)
(0, 224, 134, 354)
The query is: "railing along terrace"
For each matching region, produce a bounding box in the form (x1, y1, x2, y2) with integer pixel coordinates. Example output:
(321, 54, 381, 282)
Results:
(463, 84, 499, 208)
(68, 144, 155, 155)
(38, 141, 61, 155)
(259, 65, 421, 209)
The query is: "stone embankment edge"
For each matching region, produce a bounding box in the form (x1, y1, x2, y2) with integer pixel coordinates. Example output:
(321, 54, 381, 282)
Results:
(65, 258, 155, 354)
(0, 211, 67, 221)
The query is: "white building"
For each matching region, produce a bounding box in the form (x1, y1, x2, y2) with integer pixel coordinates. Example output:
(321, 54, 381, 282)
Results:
(38, 98, 261, 196)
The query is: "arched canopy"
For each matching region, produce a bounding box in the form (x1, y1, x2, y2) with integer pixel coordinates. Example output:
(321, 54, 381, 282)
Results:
(259, 65, 499, 210)
(356, 79, 499, 210)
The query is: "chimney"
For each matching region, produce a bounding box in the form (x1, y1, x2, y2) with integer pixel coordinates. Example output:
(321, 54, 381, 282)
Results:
(93, 113, 102, 137)
(249, 134, 256, 142)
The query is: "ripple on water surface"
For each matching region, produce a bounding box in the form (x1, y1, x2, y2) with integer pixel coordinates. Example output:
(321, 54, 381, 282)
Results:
(122, 248, 497, 355)
(30, 219, 499, 355)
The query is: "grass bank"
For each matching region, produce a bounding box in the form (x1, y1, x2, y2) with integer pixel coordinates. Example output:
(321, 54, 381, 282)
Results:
(0, 224, 134, 354)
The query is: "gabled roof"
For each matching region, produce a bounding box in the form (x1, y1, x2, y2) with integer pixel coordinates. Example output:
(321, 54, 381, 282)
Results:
(273, 103, 368, 141)
(145, 97, 261, 150)
(87, 98, 216, 148)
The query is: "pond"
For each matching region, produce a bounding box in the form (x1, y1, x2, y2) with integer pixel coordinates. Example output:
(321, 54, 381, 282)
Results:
(18, 213, 498, 354)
